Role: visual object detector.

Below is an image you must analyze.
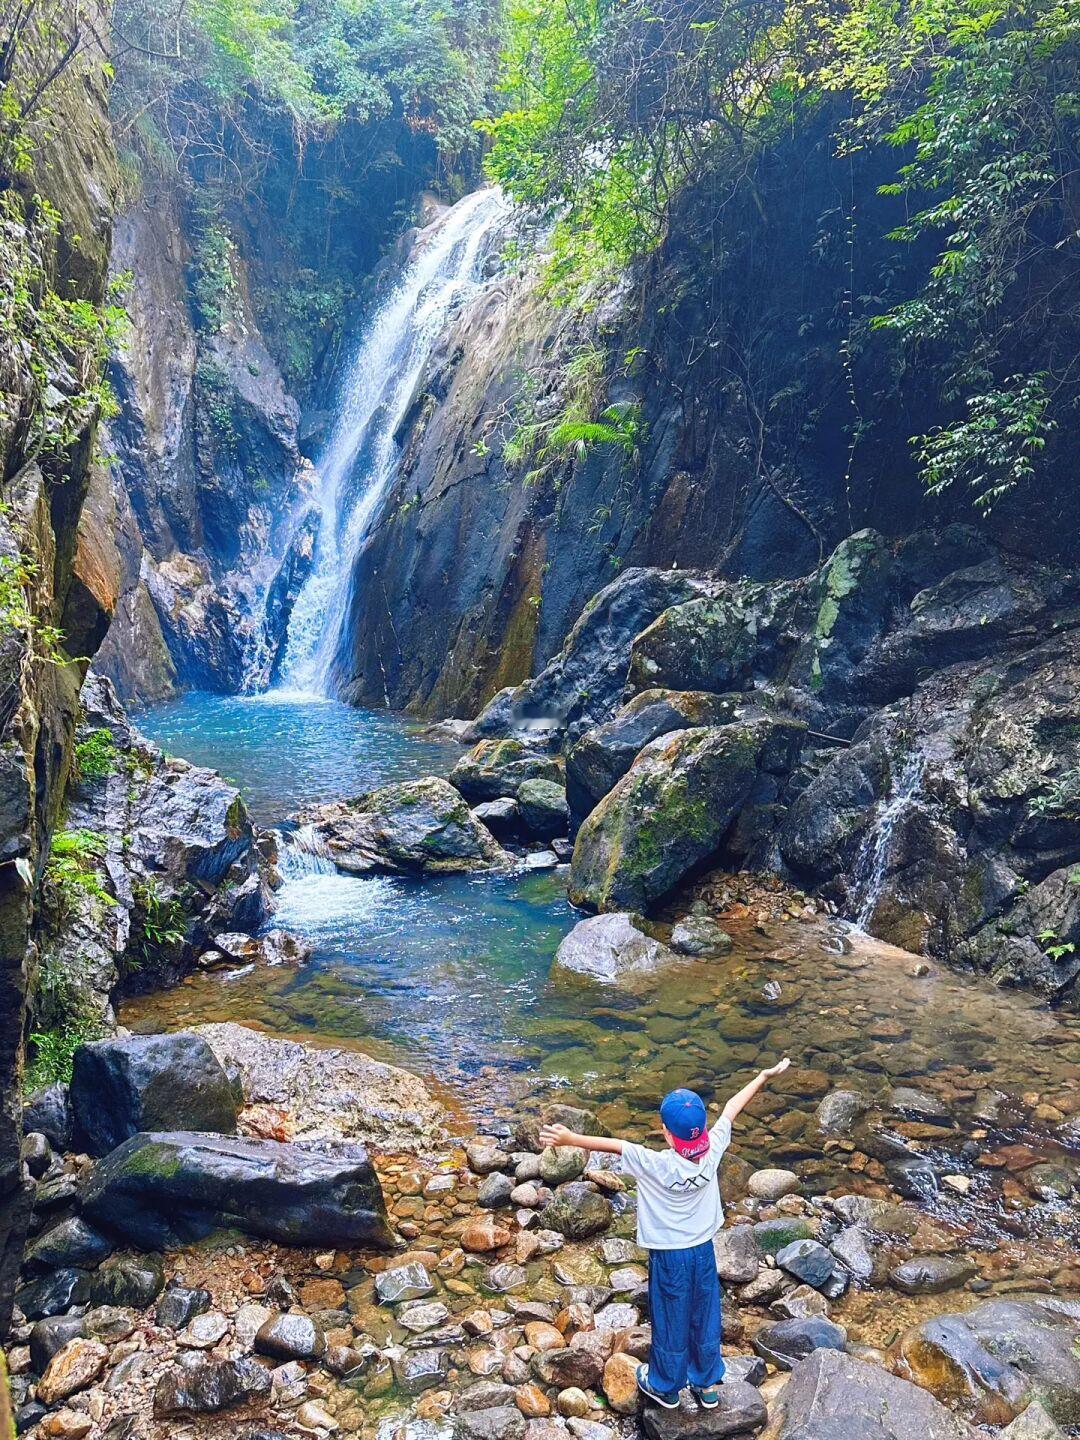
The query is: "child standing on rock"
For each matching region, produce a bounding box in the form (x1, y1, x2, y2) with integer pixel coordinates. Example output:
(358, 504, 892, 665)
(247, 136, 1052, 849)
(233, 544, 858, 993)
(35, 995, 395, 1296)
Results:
(539, 1057, 791, 1410)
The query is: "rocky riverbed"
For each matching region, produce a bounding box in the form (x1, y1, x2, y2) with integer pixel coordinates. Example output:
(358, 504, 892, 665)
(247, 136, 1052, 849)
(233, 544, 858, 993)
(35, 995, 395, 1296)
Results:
(6, 1022, 1080, 1440)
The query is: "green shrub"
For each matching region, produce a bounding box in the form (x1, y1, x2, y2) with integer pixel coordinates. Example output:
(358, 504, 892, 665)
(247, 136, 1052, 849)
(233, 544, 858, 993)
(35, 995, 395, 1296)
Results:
(73, 727, 118, 782)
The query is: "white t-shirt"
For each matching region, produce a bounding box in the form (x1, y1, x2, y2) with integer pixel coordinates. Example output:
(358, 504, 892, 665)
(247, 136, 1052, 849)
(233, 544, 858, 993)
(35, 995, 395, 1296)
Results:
(618, 1116, 732, 1250)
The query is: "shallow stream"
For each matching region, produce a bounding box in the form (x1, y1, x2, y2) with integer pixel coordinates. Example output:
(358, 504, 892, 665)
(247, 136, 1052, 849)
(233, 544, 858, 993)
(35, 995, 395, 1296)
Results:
(126, 693, 1080, 1245)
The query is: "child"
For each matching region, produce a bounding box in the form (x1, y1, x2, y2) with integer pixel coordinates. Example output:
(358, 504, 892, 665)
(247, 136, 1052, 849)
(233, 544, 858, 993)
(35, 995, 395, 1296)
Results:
(538, 1057, 791, 1410)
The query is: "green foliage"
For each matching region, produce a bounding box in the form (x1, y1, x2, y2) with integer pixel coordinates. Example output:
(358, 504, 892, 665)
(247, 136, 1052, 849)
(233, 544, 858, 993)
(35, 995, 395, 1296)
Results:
(0, 549, 66, 666)
(484, 0, 1079, 507)
(73, 727, 118, 783)
(190, 216, 239, 334)
(0, 190, 129, 466)
(1029, 767, 1080, 819)
(46, 829, 116, 918)
(24, 1016, 105, 1091)
(195, 359, 239, 453)
(132, 879, 187, 956)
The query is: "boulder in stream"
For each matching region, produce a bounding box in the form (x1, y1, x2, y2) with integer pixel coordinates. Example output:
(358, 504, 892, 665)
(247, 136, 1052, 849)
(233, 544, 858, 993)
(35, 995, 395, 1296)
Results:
(553, 913, 681, 984)
(70, 1031, 238, 1156)
(81, 1131, 393, 1249)
(568, 718, 805, 912)
(305, 776, 509, 874)
(450, 738, 562, 803)
(760, 1349, 974, 1440)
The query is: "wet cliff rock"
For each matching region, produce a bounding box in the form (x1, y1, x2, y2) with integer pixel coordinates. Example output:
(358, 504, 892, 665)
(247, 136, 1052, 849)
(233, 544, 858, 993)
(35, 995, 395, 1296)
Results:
(95, 185, 314, 701)
(0, 6, 119, 1335)
(31, 673, 269, 1036)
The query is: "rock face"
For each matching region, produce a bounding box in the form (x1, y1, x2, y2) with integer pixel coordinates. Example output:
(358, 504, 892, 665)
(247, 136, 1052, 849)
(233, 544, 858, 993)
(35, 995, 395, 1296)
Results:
(568, 719, 805, 911)
(304, 777, 509, 875)
(96, 176, 314, 700)
(761, 1349, 973, 1440)
(895, 1295, 1080, 1427)
(81, 1131, 393, 1249)
(0, 1, 119, 1337)
(69, 1032, 238, 1156)
(566, 690, 745, 823)
(31, 673, 268, 1035)
(553, 913, 681, 984)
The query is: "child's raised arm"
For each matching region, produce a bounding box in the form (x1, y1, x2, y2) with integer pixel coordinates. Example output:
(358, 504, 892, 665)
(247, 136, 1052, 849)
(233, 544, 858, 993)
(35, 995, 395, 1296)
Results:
(721, 1057, 791, 1125)
(538, 1122, 625, 1155)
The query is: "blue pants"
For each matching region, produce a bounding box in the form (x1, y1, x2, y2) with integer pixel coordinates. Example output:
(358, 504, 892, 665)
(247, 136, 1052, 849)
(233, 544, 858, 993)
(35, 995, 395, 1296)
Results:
(647, 1240, 725, 1395)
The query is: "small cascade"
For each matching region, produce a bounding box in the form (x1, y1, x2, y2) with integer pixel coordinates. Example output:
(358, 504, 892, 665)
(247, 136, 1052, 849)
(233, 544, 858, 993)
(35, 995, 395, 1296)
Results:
(276, 823, 336, 878)
(853, 747, 926, 929)
(271, 187, 509, 697)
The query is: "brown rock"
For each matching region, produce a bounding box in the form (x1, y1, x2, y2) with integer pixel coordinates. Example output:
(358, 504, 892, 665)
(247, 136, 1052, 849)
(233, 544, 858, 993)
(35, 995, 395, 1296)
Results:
(39, 1411, 94, 1440)
(300, 1277, 346, 1309)
(516, 1383, 553, 1417)
(462, 1217, 513, 1253)
(38, 1338, 109, 1405)
(603, 1351, 640, 1415)
(525, 1322, 567, 1353)
(556, 1387, 591, 1418)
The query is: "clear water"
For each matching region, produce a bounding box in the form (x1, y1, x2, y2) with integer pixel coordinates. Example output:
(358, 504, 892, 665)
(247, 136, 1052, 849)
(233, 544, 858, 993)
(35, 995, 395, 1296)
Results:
(137, 690, 464, 827)
(271, 189, 508, 695)
(128, 693, 1080, 1221)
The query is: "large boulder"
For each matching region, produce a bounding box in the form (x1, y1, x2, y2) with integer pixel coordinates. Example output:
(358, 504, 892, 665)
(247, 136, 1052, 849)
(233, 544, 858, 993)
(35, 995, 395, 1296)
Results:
(304, 777, 509, 875)
(516, 779, 569, 840)
(81, 1131, 392, 1249)
(470, 567, 714, 747)
(565, 690, 746, 822)
(760, 1349, 974, 1440)
(153, 1354, 272, 1416)
(450, 739, 562, 803)
(895, 1296, 1080, 1427)
(70, 1031, 238, 1156)
(553, 913, 681, 984)
(640, 1381, 767, 1438)
(568, 718, 805, 912)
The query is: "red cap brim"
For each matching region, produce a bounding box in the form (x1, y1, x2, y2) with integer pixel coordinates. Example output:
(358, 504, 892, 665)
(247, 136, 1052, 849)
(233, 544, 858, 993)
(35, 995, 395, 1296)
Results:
(670, 1132, 710, 1160)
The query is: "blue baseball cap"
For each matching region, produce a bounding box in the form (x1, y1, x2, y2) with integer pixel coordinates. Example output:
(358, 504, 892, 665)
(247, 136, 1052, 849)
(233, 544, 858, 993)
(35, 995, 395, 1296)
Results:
(660, 1088, 710, 1158)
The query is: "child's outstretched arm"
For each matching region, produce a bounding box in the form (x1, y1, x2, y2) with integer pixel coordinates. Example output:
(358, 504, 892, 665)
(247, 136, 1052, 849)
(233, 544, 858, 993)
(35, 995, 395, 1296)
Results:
(538, 1122, 625, 1155)
(721, 1057, 791, 1125)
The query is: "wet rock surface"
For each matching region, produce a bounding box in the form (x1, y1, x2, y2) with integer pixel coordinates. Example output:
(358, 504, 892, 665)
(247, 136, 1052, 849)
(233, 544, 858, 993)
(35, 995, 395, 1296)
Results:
(305, 777, 510, 875)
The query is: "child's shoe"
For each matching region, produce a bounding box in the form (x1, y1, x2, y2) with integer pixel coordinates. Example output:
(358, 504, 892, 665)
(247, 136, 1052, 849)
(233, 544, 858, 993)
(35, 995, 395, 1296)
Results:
(691, 1384, 722, 1409)
(636, 1364, 681, 1409)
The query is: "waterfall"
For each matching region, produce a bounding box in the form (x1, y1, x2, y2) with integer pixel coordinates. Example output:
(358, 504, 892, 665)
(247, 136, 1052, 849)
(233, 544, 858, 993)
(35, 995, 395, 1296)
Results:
(852, 747, 926, 929)
(272, 187, 508, 697)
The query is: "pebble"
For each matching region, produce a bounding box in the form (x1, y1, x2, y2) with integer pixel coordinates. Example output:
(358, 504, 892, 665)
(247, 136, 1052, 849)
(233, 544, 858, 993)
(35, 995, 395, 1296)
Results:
(556, 1387, 591, 1418)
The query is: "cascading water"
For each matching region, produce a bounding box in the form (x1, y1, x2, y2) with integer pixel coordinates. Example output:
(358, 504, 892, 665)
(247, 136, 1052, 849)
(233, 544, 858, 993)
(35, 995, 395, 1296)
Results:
(852, 746, 926, 929)
(272, 187, 508, 697)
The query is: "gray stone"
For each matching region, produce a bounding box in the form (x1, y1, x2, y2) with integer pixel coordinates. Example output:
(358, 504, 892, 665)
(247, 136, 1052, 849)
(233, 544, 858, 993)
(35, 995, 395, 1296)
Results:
(751, 1317, 847, 1371)
(722, 1354, 767, 1387)
(669, 917, 734, 957)
(156, 1284, 212, 1330)
(14, 1269, 91, 1320)
(391, 1348, 450, 1395)
(376, 1263, 435, 1304)
(153, 1354, 271, 1416)
(538, 1146, 587, 1185)
(815, 1089, 872, 1135)
(1000, 1402, 1067, 1440)
(553, 913, 680, 984)
(767, 1350, 972, 1440)
(776, 1240, 842, 1294)
(254, 1312, 325, 1360)
(24, 1217, 114, 1272)
(451, 740, 562, 803)
(485, 1263, 528, 1293)
(890, 1256, 976, 1295)
(89, 1253, 165, 1309)
(640, 1381, 767, 1438)
(306, 777, 510, 875)
(829, 1227, 877, 1284)
(81, 1131, 391, 1250)
(70, 1032, 238, 1156)
(398, 1301, 451, 1333)
(543, 1184, 614, 1240)
(517, 780, 569, 840)
(477, 1173, 515, 1208)
(747, 1169, 799, 1202)
(457, 1407, 527, 1440)
(30, 1316, 86, 1373)
(713, 1227, 761, 1285)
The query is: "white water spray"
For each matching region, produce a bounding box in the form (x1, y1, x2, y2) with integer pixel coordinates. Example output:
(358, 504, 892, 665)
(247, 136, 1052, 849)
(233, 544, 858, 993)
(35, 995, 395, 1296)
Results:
(273, 188, 508, 696)
(853, 747, 926, 929)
